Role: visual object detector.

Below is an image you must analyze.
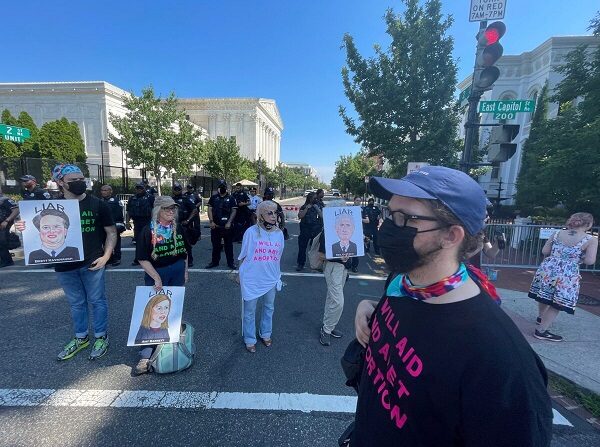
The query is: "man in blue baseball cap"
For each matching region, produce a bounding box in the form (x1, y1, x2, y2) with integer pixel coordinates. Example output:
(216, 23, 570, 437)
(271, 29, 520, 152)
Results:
(349, 166, 552, 446)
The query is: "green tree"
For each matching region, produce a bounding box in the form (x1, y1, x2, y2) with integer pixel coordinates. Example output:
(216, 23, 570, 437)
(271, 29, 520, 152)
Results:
(109, 86, 203, 194)
(331, 152, 377, 195)
(38, 118, 86, 162)
(202, 136, 247, 185)
(340, 0, 460, 174)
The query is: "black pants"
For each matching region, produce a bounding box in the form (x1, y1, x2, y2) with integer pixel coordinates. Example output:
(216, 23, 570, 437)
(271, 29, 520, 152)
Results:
(297, 226, 318, 267)
(364, 225, 379, 252)
(110, 232, 122, 262)
(132, 217, 150, 243)
(0, 227, 12, 264)
(211, 226, 234, 265)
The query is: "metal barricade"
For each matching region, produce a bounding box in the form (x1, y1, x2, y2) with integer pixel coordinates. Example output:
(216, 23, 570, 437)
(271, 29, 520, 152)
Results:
(482, 224, 599, 272)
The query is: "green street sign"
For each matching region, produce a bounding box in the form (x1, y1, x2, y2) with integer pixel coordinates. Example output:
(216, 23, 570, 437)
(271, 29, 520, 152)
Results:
(479, 100, 536, 115)
(458, 85, 472, 106)
(493, 111, 516, 120)
(0, 124, 31, 144)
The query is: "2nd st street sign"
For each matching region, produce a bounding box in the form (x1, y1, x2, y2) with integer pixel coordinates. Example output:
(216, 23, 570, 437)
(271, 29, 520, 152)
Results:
(479, 99, 536, 120)
(0, 124, 31, 144)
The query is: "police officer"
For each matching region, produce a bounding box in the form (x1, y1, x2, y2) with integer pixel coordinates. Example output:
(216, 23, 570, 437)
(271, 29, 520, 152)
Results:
(100, 185, 125, 266)
(362, 197, 382, 254)
(0, 187, 19, 268)
(184, 184, 202, 249)
(232, 182, 250, 242)
(172, 182, 198, 267)
(126, 182, 154, 264)
(20, 175, 51, 200)
(206, 181, 237, 269)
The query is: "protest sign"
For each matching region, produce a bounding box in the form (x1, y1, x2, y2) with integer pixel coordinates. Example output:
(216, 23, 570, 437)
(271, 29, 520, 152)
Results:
(323, 205, 364, 260)
(19, 199, 83, 265)
(127, 286, 185, 346)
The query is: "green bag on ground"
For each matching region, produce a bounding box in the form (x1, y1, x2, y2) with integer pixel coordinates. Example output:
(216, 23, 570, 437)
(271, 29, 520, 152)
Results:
(149, 322, 195, 374)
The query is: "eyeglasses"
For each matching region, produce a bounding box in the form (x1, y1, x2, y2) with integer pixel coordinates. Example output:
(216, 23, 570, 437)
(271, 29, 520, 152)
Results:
(162, 206, 177, 212)
(388, 209, 439, 228)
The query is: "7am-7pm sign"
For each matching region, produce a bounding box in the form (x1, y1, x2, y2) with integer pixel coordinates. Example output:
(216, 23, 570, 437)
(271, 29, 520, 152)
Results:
(0, 124, 31, 144)
(469, 0, 506, 22)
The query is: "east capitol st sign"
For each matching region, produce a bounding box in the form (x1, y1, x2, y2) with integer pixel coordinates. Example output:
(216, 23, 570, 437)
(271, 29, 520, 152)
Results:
(478, 99, 536, 120)
(0, 124, 31, 144)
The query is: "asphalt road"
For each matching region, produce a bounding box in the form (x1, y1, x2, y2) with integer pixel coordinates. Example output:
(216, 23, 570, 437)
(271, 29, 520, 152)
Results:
(0, 202, 598, 446)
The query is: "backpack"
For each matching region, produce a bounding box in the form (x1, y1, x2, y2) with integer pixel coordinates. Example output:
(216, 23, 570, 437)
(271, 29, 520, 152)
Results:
(148, 322, 195, 374)
(308, 231, 324, 271)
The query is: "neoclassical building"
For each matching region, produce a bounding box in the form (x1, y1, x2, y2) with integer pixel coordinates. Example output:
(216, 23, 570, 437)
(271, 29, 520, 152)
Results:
(0, 81, 283, 170)
(457, 35, 598, 204)
(179, 98, 282, 169)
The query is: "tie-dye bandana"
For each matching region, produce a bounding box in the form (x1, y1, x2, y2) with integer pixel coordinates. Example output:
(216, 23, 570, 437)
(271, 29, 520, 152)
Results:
(52, 163, 83, 181)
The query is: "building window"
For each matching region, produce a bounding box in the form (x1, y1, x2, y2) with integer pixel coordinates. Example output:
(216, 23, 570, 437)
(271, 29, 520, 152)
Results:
(491, 167, 500, 179)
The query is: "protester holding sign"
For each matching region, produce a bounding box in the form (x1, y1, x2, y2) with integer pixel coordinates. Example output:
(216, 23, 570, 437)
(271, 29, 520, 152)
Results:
(17, 164, 117, 361)
(134, 195, 188, 375)
(238, 200, 284, 353)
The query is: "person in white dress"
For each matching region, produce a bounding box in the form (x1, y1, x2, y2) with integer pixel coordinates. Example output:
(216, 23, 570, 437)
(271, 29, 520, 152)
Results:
(238, 200, 284, 353)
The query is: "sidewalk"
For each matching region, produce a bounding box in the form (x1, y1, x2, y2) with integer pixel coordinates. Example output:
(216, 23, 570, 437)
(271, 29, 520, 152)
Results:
(499, 285, 600, 395)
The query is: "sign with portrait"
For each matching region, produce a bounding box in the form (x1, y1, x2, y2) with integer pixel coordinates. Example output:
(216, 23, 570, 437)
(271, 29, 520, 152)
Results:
(323, 205, 365, 260)
(127, 286, 185, 346)
(18, 199, 84, 266)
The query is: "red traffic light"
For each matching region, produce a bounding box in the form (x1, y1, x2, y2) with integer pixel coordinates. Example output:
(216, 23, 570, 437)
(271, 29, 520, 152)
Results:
(479, 21, 506, 46)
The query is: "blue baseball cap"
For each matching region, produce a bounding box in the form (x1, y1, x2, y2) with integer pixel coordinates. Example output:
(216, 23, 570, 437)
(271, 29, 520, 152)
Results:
(369, 166, 487, 235)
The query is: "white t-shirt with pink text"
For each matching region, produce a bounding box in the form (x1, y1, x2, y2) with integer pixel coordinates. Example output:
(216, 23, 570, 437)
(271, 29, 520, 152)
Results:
(238, 225, 284, 301)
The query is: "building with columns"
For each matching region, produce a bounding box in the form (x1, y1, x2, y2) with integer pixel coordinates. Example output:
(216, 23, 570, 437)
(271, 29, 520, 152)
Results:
(457, 35, 598, 205)
(179, 98, 283, 169)
(0, 81, 283, 171)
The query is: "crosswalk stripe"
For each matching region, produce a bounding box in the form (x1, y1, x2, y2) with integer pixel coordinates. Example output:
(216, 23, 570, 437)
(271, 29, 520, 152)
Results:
(0, 388, 573, 425)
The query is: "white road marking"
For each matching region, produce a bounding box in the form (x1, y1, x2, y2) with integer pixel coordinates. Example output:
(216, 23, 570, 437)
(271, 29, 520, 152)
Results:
(0, 269, 387, 281)
(0, 388, 574, 425)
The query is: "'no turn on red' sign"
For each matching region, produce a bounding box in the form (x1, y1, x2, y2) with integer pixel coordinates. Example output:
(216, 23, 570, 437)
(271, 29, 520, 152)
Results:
(469, 0, 506, 22)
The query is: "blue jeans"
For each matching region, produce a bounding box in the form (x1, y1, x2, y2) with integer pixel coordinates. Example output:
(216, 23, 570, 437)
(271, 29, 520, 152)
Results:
(56, 265, 107, 339)
(243, 286, 276, 345)
(140, 259, 186, 359)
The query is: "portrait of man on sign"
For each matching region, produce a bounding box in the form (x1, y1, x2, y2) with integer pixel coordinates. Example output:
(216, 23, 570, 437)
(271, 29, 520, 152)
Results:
(323, 204, 364, 260)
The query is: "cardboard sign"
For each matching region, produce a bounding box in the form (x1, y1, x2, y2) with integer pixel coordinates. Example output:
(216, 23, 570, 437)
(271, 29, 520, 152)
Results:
(127, 286, 185, 346)
(323, 206, 365, 260)
(18, 199, 84, 266)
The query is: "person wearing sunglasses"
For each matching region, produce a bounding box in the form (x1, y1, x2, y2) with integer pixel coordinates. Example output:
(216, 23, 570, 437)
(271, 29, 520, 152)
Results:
(133, 195, 189, 375)
(237, 200, 284, 353)
(349, 166, 552, 446)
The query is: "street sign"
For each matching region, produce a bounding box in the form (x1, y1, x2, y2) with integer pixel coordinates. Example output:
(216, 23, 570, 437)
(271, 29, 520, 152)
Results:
(469, 0, 506, 22)
(479, 100, 535, 121)
(459, 85, 472, 106)
(407, 162, 429, 176)
(0, 124, 31, 144)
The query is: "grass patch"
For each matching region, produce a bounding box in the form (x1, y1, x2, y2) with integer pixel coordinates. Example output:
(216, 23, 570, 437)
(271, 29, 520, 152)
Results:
(549, 373, 600, 418)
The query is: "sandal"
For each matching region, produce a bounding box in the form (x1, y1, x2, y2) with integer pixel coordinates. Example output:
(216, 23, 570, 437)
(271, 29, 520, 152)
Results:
(261, 338, 272, 348)
(246, 344, 256, 353)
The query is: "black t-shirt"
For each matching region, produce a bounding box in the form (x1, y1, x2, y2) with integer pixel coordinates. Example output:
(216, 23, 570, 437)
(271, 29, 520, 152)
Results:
(136, 224, 188, 268)
(363, 205, 381, 226)
(102, 196, 124, 223)
(0, 196, 18, 222)
(351, 292, 553, 447)
(22, 186, 51, 200)
(208, 193, 237, 226)
(172, 194, 196, 222)
(232, 191, 250, 215)
(55, 195, 115, 272)
(299, 203, 321, 229)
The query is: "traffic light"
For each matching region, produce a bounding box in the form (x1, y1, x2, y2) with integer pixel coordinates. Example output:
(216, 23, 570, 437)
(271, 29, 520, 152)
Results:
(487, 124, 520, 163)
(473, 21, 506, 91)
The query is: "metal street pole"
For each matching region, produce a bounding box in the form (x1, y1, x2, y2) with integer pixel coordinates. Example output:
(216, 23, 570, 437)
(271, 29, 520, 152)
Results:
(461, 20, 487, 173)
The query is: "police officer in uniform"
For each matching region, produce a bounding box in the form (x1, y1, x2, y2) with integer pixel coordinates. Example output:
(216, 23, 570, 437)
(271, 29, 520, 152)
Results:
(232, 182, 250, 242)
(362, 197, 382, 254)
(172, 182, 198, 267)
(100, 185, 125, 266)
(0, 188, 19, 268)
(206, 181, 237, 269)
(20, 175, 51, 200)
(126, 182, 154, 264)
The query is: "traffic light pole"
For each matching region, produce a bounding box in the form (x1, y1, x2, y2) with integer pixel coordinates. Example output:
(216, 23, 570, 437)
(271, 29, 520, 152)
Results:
(461, 20, 487, 173)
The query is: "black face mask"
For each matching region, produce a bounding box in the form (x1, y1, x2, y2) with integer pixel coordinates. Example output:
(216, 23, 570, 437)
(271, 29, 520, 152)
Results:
(377, 218, 445, 273)
(66, 180, 87, 196)
(218, 187, 227, 194)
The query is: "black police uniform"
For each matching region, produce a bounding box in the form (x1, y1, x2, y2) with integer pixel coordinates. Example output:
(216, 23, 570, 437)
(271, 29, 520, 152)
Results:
(22, 186, 51, 201)
(208, 192, 237, 267)
(362, 204, 381, 253)
(126, 192, 155, 243)
(184, 190, 202, 244)
(102, 195, 124, 263)
(172, 192, 197, 266)
(0, 196, 18, 267)
(232, 189, 250, 242)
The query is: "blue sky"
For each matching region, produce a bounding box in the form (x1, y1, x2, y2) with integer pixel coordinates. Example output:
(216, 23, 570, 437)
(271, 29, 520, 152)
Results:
(3, 1, 598, 182)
